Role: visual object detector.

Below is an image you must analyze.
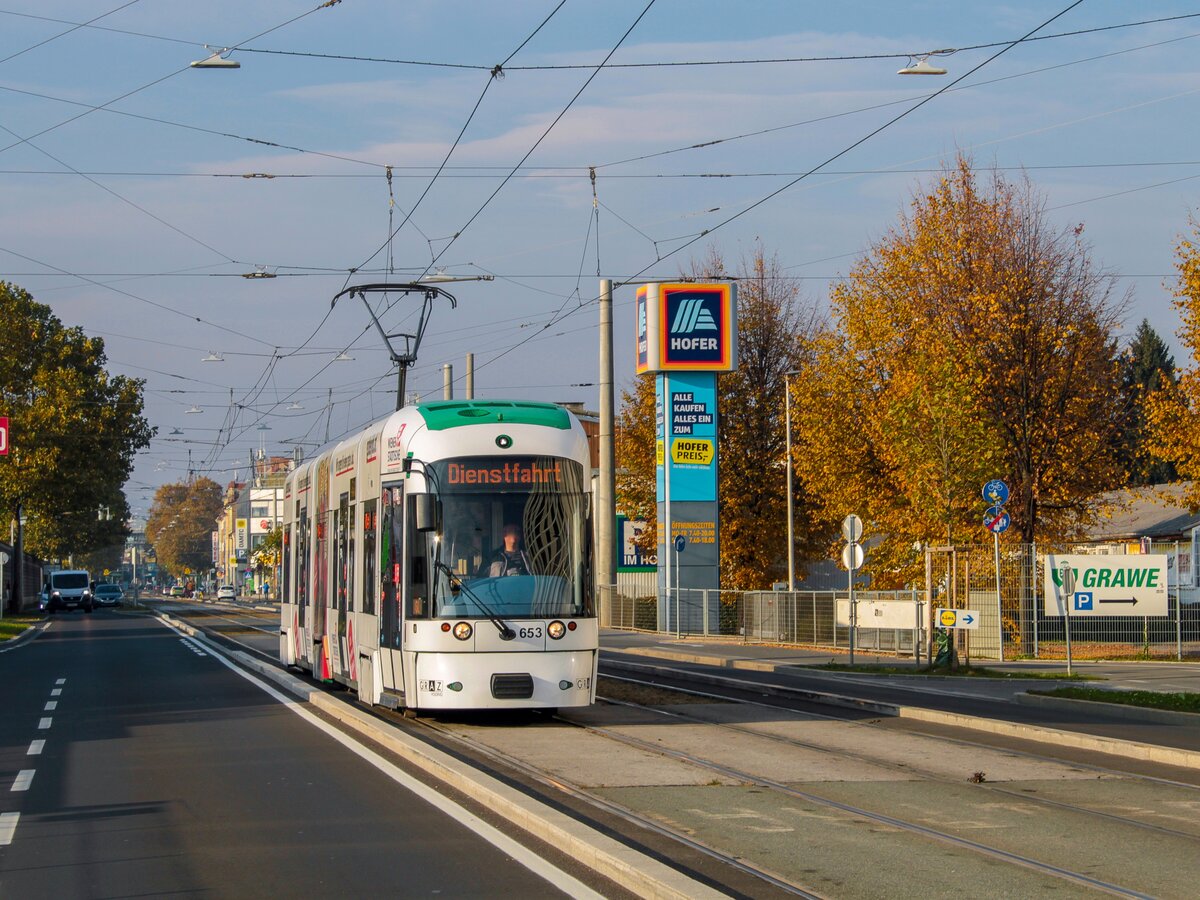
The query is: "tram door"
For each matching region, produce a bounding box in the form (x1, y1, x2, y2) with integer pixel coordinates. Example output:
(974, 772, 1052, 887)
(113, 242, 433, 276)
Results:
(313, 457, 331, 676)
(379, 485, 405, 693)
(329, 492, 350, 680)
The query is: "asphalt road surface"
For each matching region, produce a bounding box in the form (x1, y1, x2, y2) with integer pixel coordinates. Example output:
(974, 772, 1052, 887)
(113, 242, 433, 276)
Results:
(0, 610, 596, 898)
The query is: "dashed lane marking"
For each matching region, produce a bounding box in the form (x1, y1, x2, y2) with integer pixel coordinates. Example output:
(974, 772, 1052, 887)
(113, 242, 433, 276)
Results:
(26, 741, 43, 756)
(11, 771, 34, 792)
(37, 718, 51, 730)
(50, 689, 61, 697)
(55, 679, 65, 686)
(0, 813, 17, 845)
(43, 701, 56, 711)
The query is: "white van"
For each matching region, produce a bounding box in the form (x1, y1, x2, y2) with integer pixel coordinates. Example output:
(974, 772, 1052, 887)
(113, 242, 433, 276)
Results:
(44, 570, 94, 613)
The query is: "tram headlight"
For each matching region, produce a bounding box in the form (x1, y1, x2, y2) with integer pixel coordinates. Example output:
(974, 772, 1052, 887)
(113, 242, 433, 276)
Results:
(452, 621, 473, 641)
(547, 620, 566, 640)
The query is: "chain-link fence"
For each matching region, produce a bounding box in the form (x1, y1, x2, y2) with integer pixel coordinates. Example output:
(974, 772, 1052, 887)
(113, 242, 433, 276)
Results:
(602, 541, 1200, 660)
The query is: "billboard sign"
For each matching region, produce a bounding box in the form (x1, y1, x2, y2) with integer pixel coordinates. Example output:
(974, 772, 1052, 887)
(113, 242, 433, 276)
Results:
(1043, 554, 1169, 617)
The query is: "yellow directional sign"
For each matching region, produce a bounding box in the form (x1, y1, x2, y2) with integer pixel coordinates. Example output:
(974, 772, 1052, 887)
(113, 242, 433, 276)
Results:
(671, 437, 714, 466)
(656, 439, 664, 466)
(935, 608, 979, 630)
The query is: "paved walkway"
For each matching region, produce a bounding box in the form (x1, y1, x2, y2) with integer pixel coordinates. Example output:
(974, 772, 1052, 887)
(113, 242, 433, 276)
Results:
(601, 629, 1200, 694)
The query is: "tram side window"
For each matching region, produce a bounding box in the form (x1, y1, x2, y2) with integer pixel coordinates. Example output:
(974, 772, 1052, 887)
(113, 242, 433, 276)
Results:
(282, 525, 291, 604)
(362, 499, 377, 615)
(406, 503, 431, 618)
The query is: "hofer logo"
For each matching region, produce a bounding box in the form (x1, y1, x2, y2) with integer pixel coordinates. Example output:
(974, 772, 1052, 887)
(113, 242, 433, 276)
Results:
(663, 288, 729, 366)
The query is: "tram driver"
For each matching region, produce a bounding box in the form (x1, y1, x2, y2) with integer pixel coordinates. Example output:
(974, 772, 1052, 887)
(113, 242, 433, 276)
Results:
(483, 523, 532, 577)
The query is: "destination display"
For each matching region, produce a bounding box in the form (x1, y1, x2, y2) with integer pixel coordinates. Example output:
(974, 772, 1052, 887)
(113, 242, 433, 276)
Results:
(437, 457, 574, 491)
(1043, 553, 1169, 617)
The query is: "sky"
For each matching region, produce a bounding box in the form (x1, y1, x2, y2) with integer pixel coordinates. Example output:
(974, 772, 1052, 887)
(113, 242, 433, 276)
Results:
(3, 1, 1200, 522)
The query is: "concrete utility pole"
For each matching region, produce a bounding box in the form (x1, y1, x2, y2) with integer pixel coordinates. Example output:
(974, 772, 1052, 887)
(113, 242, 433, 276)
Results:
(596, 279, 616, 619)
(465, 353, 474, 399)
(442, 364, 453, 400)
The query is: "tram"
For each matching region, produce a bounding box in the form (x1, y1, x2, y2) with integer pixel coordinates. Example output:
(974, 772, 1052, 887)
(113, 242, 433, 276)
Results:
(279, 399, 598, 712)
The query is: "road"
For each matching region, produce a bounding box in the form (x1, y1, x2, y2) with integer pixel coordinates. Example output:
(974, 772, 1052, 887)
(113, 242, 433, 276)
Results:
(0, 609, 608, 897)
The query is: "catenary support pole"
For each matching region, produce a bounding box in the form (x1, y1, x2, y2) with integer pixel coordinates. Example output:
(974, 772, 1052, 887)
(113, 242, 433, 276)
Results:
(597, 279, 616, 622)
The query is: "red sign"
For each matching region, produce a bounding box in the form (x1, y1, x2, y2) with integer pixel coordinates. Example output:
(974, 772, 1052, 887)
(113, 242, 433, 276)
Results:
(0, 416, 7, 456)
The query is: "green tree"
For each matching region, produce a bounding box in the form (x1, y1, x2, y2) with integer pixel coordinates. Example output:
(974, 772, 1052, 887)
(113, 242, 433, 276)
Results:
(792, 157, 1126, 583)
(614, 245, 822, 589)
(1119, 319, 1177, 485)
(145, 478, 224, 579)
(0, 282, 153, 561)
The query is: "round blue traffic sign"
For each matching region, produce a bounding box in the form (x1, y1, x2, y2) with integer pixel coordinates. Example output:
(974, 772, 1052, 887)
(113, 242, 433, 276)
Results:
(982, 479, 1009, 506)
(983, 505, 1011, 534)
(673, 535, 687, 553)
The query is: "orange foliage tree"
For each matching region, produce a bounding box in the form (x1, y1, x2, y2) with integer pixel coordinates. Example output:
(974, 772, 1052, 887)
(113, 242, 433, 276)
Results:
(1146, 219, 1200, 502)
(791, 157, 1127, 585)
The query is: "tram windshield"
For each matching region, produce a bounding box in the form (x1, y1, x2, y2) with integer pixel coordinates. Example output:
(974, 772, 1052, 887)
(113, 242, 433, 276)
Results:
(416, 455, 593, 619)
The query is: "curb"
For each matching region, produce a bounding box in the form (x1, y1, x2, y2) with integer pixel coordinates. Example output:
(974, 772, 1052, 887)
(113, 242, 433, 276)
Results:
(601, 654, 1200, 771)
(156, 612, 725, 900)
(1016, 691, 1200, 726)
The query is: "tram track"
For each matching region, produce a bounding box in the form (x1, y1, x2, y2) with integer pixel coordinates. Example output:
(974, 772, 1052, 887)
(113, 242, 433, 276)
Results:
(584, 671, 1200, 899)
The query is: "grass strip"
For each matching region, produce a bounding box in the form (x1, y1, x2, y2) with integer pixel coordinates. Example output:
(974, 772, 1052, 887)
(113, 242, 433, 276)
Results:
(1030, 686, 1200, 714)
(0, 616, 41, 642)
(819, 662, 1091, 680)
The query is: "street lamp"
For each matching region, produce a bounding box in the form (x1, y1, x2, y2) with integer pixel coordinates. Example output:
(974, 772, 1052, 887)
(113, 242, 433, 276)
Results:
(784, 370, 801, 591)
(190, 47, 240, 69)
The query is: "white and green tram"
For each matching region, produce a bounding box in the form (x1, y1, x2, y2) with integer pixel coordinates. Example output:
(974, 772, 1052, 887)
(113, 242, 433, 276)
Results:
(279, 399, 598, 711)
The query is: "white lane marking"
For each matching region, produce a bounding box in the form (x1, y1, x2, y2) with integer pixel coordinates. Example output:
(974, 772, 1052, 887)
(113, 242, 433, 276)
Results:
(43, 701, 57, 711)
(55, 678, 65, 686)
(51, 688, 62, 697)
(11, 770, 34, 792)
(154, 619, 605, 900)
(0, 812, 18, 845)
(37, 718, 51, 730)
(180, 638, 208, 657)
(27, 740, 44, 756)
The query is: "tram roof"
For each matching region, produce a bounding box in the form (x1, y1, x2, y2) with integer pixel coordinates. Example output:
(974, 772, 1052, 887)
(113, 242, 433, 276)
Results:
(416, 399, 573, 432)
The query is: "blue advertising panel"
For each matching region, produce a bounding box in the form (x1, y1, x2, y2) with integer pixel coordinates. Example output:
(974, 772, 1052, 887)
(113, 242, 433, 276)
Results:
(635, 285, 650, 373)
(657, 371, 717, 502)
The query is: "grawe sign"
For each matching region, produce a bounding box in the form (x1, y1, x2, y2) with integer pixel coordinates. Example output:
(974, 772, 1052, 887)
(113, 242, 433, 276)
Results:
(1044, 554, 1169, 617)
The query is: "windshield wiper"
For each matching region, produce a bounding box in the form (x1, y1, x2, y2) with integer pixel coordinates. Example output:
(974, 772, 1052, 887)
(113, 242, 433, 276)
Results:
(434, 561, 514, 640)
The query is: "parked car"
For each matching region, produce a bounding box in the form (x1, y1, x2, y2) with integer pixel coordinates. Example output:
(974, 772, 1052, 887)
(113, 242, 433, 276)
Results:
(169, 585, 185, 597)
(93, 583, 123, 607)
(217, 585, 236, 601)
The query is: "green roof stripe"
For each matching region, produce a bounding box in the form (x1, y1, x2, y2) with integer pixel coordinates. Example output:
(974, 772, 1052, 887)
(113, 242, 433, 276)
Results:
(416, 399, 572, 431)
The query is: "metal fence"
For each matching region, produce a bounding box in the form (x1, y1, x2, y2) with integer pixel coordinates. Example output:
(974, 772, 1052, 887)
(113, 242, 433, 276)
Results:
(601, 578, 924, 657)
(603, 541, 1200, 661)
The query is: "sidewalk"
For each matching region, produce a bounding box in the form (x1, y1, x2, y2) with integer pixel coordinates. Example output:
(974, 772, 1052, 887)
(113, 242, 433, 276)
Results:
(600, 629, 1200, 694)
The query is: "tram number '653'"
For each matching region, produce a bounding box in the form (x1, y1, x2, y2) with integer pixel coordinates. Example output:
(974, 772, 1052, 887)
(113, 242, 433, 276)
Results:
(518, 626, 543, 639)
(419, 679, 443, 696)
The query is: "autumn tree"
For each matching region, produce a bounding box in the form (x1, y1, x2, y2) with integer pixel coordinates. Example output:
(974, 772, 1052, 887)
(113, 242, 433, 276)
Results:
(614, 244, 821, 589)
(1146, 220, 1200, 502)
(1118, 319, 1176, 486)
(0, 282, 152, 561)
(145, 478, 224, 579)
(792, 157, 1126, 583)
